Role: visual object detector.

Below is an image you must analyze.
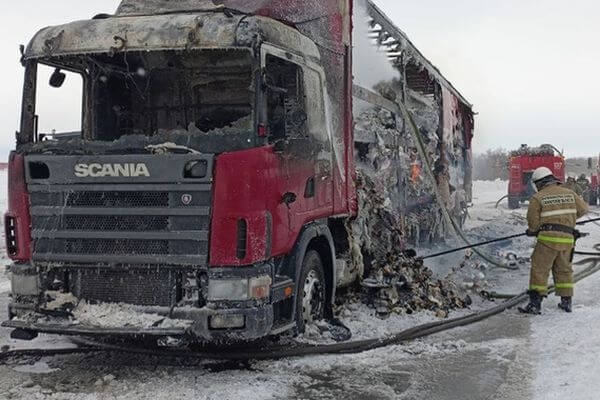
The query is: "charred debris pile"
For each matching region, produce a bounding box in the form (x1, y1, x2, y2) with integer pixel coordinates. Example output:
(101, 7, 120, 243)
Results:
(346, 171, 471, 318)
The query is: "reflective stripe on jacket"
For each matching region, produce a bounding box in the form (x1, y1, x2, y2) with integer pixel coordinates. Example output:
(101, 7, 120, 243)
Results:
(527, 184, 589, 250)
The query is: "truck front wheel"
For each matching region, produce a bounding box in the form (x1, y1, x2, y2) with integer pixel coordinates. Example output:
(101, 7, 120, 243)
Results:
(295, 250, 326, 334)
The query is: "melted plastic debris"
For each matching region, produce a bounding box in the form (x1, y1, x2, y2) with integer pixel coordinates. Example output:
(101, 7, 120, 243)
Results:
(353, 106, 448, 245)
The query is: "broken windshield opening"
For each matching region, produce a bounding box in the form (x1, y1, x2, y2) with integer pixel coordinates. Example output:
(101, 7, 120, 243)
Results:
(35, 65, 83, 141)
(89, 49, 255, 141)
(25, 49, 258, 154)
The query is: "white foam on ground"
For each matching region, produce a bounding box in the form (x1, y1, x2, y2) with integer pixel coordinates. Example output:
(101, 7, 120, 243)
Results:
(12, 360, 59, 374)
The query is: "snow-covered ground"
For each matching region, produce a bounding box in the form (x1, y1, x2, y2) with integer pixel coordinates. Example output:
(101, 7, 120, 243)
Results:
(462, 180, 600, 400)
(0, 176, 599, 399)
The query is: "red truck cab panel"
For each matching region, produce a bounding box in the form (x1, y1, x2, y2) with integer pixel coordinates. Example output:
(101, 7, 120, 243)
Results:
(210, 146, 335, 267)
(5, 152, 32, 262)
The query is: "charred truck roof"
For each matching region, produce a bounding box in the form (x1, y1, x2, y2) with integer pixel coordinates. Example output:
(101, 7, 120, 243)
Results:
(24, 7, 321, 60)
(19, 0, 339, 156)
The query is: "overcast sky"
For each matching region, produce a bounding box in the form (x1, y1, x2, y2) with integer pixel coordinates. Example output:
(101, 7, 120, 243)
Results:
(0, 0, 598, 159)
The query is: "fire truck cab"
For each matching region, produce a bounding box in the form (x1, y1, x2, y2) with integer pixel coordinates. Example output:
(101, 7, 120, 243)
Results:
(508, 144, 565, 209)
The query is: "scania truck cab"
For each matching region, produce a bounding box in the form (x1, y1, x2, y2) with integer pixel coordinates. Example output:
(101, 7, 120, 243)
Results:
(5, 0, 356, 342)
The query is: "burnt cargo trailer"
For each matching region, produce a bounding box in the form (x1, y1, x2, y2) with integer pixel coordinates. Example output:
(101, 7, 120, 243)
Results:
(353, 1, 474, 246)
(4, 0, 474, 343)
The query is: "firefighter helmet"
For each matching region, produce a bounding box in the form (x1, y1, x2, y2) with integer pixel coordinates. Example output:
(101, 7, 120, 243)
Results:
(532, 167, 554, 183)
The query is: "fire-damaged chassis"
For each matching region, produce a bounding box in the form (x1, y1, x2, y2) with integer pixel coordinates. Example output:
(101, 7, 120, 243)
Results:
(5, 6, 342, 343)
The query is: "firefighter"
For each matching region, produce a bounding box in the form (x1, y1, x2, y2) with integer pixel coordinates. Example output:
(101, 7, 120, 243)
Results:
(564, 174, 581, 195)
(519, 167, 588, 314)
(577, 174, 591, 203)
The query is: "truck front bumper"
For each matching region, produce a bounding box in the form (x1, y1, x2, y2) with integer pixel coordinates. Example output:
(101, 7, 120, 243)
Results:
(4, 302, 274, 342)
(5, 262, 282, 342)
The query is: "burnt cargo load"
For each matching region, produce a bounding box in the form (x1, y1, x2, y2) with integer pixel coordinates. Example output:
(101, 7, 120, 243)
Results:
(353, 1, 474, 245)
(4, 0, 474, 342)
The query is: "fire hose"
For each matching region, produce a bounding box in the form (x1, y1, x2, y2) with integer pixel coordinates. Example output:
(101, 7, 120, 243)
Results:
(0, 255, 595, 362)
(484, 243, 600, 299)
(494, 194, 508, 209)
(394, 89, 600, 270)
(1, 219, 598, 361)
(2, 240, 599, 362)
(396, 99, 532, 270)
(420, 217, 600, 260)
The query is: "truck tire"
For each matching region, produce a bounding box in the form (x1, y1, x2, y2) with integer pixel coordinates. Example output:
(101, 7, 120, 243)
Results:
(508, 195, 520, 210)
(295, 250, 326, 334)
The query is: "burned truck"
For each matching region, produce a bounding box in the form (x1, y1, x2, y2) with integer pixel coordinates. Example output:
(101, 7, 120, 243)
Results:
(4, 0, 474, 342)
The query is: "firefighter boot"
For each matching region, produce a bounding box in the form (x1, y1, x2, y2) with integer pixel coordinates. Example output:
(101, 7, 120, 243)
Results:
(558, 297, 573, 313)
(518, 291, 543, 315)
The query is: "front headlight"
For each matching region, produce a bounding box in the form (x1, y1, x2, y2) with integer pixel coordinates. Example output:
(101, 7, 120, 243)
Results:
(207, 279, 249, 301)
(207, 275, 272, 301)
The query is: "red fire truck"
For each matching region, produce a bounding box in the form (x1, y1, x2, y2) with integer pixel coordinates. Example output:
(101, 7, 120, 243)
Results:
(4, 0, 474, 343)
(507, 144, 565, 209)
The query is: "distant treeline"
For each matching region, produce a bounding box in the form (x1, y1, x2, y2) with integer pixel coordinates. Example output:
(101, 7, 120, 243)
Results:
(473, 149, 509, 181)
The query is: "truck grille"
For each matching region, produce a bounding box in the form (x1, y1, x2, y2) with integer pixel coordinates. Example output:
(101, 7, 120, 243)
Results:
(70, 268, 179, 307)
(63, 215, 169, 231)
(65, 239, 170, 255)
(66, 191, 169, 207)
(29, 185, 212, 266)
(25, 154, 214, 306)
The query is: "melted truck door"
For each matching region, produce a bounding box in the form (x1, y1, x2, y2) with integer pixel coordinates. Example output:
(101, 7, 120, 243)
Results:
(261, 44, 334, 219)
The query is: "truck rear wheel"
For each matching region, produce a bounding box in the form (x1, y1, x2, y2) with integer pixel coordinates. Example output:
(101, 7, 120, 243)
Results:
(295, 250, 326, 334)
(508, 195, 520, 209)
